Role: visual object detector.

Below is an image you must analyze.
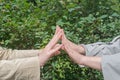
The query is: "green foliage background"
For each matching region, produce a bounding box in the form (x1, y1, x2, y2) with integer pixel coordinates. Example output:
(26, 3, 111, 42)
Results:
(0, 0, 120, 80)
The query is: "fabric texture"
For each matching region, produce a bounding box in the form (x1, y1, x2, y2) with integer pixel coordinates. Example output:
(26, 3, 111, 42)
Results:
(102, 53, 120, 80)
(0, 48, 40, 80)
(82, 36, 120, 80)
(0, 47, 41, 60)
(82, 36, 120, 56)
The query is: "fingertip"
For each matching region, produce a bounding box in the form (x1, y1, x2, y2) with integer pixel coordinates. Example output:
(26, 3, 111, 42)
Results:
(57, 51, 60, 54)
(57, 25, 61, 30)
(61, 45, 65, 50)
(57, 29, 62, 34)
(61, 29, 64, 34)
(55, 51, 61, 56)
(56, 44, 60, 46)
(61, 29, 63, 32)
(56, 44, 62, 49)
(55, 25, 61, 34)
(60, 29, 63, 32)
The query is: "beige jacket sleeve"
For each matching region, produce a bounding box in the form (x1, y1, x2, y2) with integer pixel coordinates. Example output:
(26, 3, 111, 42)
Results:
(0, 47, 41, 80)
(0, 47, 42, 60)
(0, 57, 40, 80)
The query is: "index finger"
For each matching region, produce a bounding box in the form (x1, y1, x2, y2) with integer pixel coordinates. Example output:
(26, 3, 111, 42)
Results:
(46, 30, 62, 49)
(55, 25, 61, 35)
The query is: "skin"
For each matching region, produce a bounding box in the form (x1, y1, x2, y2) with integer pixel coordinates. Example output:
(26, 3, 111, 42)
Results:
(39, 26, 63, 67)
(61, 27, 102, 70)
(38, 26, 102, 70)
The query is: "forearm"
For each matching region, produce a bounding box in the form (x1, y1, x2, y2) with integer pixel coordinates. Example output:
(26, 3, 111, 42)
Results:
(81, 56, 102, 70)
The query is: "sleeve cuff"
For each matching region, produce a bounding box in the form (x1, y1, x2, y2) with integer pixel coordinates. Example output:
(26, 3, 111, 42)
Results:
(80, 44, 91, 56)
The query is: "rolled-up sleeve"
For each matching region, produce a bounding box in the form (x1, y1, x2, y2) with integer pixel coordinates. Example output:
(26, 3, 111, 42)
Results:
(0, 47, 42, 60)
(101, 53, 120, 80)
(0, 57, 40, 80)
(81, 36, 120, 56)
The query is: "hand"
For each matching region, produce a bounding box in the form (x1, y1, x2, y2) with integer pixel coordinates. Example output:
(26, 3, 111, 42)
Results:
(61, 30, 84, 65)
(61, 29, 85, 55)
(60, 30, 85, 55)
(63, 41, 102, 70)
(39, 26, 63, 67)
(62, 30, 102, 70)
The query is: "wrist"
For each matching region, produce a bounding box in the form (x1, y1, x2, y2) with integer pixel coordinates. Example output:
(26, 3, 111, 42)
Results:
(39, 51, 50, 67)
(79, 55, 86, 65)
(78, 45, 85, 55)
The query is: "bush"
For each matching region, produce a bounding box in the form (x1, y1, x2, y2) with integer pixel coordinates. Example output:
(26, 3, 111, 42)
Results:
(0, 0, 120, 80)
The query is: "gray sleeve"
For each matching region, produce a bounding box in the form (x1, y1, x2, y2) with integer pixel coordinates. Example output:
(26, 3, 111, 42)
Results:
(101, 53, 120, 80)
(82, 36, 120, 56)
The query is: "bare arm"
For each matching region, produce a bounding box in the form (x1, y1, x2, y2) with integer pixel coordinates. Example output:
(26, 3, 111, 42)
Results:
(62, 29, 102, 70)
(81, 56, 102, 70)
(64, 44, 102, 71)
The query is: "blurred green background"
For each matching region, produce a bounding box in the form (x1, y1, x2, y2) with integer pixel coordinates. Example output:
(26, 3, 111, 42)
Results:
(0, 0, 120, 80)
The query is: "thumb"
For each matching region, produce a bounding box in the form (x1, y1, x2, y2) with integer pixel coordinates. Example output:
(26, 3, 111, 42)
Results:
(49, 44, 63, 57)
